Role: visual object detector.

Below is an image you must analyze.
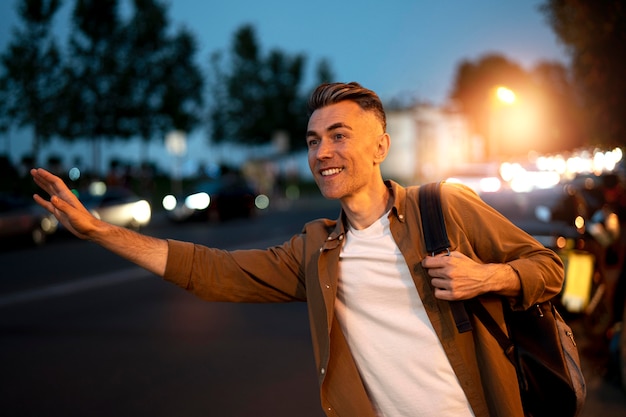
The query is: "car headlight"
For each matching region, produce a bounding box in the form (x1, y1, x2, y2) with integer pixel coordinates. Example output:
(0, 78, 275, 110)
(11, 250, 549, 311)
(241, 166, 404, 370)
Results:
(132, 200, 152, 223)
(185, 192, 210, 210)
(162, 195, 177, 211)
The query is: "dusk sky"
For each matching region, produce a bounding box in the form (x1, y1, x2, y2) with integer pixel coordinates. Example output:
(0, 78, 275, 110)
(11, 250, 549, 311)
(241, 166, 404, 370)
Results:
(0, 0, 569, 172)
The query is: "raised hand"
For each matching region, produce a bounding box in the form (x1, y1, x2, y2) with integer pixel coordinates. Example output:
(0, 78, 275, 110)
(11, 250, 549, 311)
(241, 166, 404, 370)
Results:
(31, 168, 98, 240)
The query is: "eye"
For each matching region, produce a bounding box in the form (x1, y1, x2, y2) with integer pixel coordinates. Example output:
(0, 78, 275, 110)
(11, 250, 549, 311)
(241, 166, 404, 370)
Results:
(307, 138, 319, 148)
(333, 133, 345, 140)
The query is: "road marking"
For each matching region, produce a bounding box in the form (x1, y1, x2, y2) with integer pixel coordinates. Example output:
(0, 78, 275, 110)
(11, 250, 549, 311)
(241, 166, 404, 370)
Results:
(0, 267, 152, 308)
(0, 236, 291, 308)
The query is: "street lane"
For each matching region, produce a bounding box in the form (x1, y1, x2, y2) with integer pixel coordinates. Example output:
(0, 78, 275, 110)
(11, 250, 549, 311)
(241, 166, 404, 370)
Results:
(0, 197, 338, 417)
(1, 196, 625, 416)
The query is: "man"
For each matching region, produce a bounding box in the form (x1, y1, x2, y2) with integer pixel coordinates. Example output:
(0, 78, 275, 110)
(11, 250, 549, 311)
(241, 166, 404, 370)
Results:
(32, 82, 563, 416)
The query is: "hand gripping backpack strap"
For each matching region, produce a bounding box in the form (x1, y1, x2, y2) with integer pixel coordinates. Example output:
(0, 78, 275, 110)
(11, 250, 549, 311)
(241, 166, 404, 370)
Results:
(419, 183, 586, 416)
(418, 182, 472, 333)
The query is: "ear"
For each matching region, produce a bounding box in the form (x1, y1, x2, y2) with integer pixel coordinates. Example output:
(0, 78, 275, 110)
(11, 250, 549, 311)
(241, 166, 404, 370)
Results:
(374, 133, 390, 164)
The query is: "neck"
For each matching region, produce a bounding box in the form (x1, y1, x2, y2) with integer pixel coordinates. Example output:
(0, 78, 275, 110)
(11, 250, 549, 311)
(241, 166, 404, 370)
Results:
(341, 181, 392, 230)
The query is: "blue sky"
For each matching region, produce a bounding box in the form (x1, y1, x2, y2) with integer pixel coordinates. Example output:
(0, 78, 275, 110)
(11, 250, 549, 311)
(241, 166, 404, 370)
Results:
(0, 0, 569, 171)
(0, 0, 568, 103)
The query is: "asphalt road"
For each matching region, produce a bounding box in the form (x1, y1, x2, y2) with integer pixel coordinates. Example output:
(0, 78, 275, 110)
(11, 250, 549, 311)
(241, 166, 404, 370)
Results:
(1, 196, 625, 416)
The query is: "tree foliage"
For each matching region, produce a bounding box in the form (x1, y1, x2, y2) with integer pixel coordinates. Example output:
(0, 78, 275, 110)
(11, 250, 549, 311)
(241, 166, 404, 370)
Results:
(208, 24, 327, 151)
(57, 0, 139, 173)
(450, 54, 529, 137)
(0, 0, 63, 160)
(0, 2, 332, 173)
(449, 53, 585, 158)
(61, 0, 125, 144)
(58, 0, 202, 171)
(541, 0, 626, 146)
(121, 0, 203, 147)
(158, 28, 204, 133)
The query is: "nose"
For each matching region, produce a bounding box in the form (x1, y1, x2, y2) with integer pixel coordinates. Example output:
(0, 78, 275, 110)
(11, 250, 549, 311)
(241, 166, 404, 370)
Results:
(314, 138, 333, 160)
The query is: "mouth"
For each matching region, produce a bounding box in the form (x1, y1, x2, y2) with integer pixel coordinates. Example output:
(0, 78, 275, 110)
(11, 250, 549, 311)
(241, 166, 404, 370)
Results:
(320, 167, 343, 177)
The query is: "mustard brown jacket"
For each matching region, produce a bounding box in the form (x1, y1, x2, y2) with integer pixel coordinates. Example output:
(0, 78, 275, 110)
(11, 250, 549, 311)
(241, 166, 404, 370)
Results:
(163, 180, 564, 417)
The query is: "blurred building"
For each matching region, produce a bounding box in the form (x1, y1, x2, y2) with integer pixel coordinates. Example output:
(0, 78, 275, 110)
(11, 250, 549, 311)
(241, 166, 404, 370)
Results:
(383, 103, 480, 185)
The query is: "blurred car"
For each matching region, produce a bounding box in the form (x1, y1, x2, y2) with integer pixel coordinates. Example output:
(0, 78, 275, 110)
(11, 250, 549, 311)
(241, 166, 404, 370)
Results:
(0, 193, 58, 246)
(162, 177, 257, 222)
(479, 185, 590, 247)
(479, 184, 613, 320)
(444, 162, 503, 194)
(78, 184, 152, 230)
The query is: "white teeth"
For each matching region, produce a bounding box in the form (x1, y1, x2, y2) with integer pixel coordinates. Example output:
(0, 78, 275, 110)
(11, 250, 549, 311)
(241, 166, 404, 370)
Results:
(321, 168, 342, 176)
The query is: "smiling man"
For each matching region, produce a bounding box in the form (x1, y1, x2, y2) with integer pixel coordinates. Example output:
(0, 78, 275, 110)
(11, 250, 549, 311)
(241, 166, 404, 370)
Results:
(306, 96, 391, 229)
(32, 82, 563, 416)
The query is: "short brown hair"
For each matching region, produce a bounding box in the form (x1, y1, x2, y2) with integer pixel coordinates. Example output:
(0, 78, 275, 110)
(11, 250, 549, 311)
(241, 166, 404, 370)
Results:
(308, 82, 386, 131)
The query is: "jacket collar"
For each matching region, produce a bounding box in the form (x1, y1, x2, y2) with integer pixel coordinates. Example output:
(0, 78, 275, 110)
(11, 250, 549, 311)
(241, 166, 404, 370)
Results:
(324, 179, 408, 246)
(386, 179, 407, 224)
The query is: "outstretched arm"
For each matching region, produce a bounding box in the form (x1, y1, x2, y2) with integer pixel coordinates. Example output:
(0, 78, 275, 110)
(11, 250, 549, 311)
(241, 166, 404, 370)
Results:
(31, 168, 168, 277)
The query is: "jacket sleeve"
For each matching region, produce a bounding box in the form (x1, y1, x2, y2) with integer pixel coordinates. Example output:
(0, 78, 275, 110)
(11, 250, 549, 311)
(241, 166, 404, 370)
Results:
(440, 183, 565, 309)
(162, 234, 308, 303)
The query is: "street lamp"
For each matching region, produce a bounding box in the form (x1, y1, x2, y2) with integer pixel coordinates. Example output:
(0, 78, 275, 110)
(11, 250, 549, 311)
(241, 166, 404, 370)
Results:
(496, 86, 516, 105)
(487, 85, 517, 161)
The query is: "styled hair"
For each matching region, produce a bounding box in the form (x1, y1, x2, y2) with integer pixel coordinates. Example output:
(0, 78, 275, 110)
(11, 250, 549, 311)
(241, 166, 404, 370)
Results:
(308, 82, 386, 131)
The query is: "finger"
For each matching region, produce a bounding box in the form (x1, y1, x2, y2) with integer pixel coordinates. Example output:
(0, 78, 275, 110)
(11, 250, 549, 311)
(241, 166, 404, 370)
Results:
(433, 287, 453, 301)
(422, 254, 450, 268)
(31, 169, 56, 195)
(33, 193, 53, 212)
(50, 194, 77, 214)
(32, 178, 52, 197)
(431, 277, 449, 289)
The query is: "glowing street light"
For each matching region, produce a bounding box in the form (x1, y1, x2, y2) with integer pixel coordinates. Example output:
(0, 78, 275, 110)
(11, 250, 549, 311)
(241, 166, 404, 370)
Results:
(495, 86, 517, 105)
(487, 85, 520, 161)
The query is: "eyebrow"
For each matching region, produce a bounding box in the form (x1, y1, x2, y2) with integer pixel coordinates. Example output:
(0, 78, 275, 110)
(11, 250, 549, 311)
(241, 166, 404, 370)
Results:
(306, 122, 353, 138)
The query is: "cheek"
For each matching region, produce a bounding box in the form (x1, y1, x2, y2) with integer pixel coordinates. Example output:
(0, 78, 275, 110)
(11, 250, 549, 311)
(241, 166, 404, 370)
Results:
(307, 151, 316, 171)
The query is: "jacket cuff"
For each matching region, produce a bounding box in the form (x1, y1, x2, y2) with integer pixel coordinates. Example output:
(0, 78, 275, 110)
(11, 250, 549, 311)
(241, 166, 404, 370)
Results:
(163, 239, 195, 289)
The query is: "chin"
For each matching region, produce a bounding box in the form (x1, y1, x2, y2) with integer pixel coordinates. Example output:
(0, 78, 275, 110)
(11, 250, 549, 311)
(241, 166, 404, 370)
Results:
(316, 185, 341, 200)
(320, 190, 344, 200)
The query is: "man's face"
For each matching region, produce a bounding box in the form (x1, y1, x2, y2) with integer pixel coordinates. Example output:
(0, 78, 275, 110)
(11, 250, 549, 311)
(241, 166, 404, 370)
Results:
(306, 100, 386, 201)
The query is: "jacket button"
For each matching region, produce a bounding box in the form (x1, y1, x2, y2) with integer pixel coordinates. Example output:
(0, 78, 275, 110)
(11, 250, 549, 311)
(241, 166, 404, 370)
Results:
(320, 367, 326, 375)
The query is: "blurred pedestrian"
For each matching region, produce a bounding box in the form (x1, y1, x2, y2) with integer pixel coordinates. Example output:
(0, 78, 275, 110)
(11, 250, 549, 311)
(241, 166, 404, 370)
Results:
(31, 82, 563, 417)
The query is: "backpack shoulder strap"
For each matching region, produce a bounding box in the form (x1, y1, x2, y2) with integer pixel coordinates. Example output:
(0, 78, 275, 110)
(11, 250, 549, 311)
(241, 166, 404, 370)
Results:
(418, 182, 472, 333)
(418, 182, 450, 255)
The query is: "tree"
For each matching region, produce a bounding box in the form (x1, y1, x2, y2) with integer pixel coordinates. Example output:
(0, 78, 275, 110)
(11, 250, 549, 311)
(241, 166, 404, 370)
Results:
(0, 0, 63, 162)
(449, 53, 583, 159)
(158, 28, 204, 135)
(208, 24, 313, 151)
(120, 0, 171, 155)
(529, 60, 587, 152)
(0, 70, 11, 153)
(450, 54, 529, 135)
(260, 49, 307, 151)
(121, 0, 203, 162)
(541, 0, 626, 147)
(60, 0, 128, 175)
(449, 54, 530, 158)
(314, 58, 335, 86)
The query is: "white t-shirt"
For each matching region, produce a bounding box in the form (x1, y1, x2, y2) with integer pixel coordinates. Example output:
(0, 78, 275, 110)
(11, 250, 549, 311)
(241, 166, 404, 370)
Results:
(336, 211, 474, 417)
